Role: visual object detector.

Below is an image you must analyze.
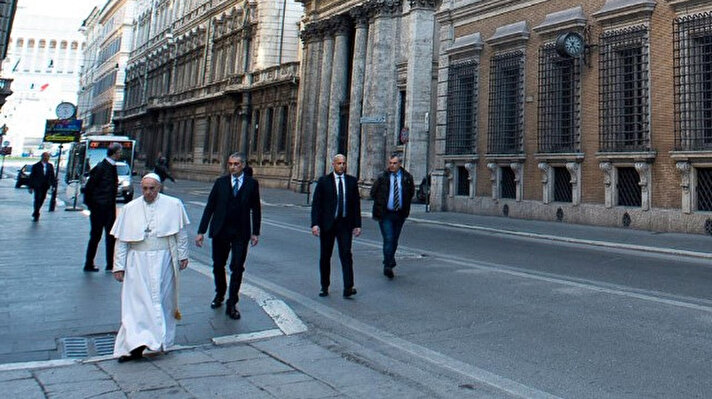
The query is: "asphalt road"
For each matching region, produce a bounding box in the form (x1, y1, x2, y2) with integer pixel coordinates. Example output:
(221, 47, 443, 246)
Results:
(169, 178, 712, 399)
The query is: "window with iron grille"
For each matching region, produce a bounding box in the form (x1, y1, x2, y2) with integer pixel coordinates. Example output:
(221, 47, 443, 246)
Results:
(617, 167, 641, 206)
(489, 51, 525, 154)
(446, 59, 478, 155)
(538, 44, 581, 153)
(673, 13, 712, 150)
(697, 168, 712, 211)
(553, 167, 572, 202)
(599, 26, 650, 152)
(500, 166, 516, 199)
(456, 166, 469, 196)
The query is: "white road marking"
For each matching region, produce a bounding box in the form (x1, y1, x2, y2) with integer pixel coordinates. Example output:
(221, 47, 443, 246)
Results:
(212, 329, 283, 345)
(188, 260, 307, 337)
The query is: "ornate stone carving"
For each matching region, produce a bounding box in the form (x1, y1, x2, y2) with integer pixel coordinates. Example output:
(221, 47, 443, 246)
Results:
(676, 161, 692, 214)
(464, 162, 476, 198)
(409, 0, 438, 10)
(300, 23, 321, 43)
(635, 162, 651, 211)
(538, 162, 551, 204)
(487, 163, 499, 200)
(331, 15, 351, 36)
(372, 0, 403, 18)
(566, 162, 581, 205)
(599, 161, 613, 208)
(444, 162, 455, 198)
(350, 6, 370, 27)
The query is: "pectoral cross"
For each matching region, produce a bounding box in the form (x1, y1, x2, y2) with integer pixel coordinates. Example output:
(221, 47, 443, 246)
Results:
(145, 227, 151, 233)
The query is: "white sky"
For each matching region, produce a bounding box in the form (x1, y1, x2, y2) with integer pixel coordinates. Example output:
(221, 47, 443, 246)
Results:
(14, 0, 104, 27)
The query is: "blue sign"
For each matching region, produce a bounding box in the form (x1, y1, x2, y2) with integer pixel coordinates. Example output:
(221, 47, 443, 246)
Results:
(44, 119, 83, 143)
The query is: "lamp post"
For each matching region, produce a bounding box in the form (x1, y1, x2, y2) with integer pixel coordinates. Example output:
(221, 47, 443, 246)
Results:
(0, 124, 7, 179)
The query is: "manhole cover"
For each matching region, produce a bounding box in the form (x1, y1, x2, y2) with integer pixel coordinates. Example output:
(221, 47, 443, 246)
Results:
(58, 334, 116, 358)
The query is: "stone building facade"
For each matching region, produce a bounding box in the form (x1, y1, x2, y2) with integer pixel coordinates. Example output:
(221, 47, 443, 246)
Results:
(292, 0, 439, 192)
(78, 0, 136, 135)
(113, 0, 303, 186)
(431, 0, 712, 234)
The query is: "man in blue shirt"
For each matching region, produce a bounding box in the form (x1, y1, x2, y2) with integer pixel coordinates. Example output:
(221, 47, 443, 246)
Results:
(370, 154, 415, 279)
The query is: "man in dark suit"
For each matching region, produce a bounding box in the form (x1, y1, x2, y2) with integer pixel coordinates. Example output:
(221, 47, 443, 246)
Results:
(370, 153, 415, 279)
(196, 153, 261, 320)
(83, 142, 122, 272)
(28, 151, 56, 222)
(311, 154, 362, 298)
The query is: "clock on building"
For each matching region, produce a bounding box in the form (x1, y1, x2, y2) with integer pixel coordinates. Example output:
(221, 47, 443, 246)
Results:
(55, 102, 76, 120)
(555, 31, 585, 58)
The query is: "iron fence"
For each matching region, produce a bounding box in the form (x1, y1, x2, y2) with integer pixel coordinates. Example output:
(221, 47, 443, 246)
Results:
(538, 44, 581, 153)
(697, 167, 712, 211)
(553, 167, 572, 203)
(501, 166, 516, 199)
(617, 167, 641, 206)
(599, 26, 650, 152)
(446, 59, 478, 155)
(673, 12, 712, 150)
(488, 51, 524, 154)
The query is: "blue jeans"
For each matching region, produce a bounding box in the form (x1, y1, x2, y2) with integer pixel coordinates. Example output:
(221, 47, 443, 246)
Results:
(378, 211, 405, 269)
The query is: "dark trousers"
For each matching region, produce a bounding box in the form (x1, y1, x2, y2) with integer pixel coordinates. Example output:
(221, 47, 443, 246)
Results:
(85, 205, 116, 269)
(378, 211, 406, 269)
(32, 187, 49, 219)
(212, 235, 249, 309)
(319, 218, 354, 291)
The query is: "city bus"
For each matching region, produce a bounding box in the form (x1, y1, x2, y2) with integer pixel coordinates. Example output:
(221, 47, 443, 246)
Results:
(65, 135, 136, 202)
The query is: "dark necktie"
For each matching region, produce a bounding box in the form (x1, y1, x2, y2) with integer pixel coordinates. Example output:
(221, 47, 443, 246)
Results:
(233, 177, 239, 197)
(393, 174, 400, 211)
(337, 175, 344, 218)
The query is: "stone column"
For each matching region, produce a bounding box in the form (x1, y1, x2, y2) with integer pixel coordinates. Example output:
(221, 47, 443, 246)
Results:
(327, 16, 351, 163)
(360, 0, 401, 184)
(294, 24, 322, 186)
(405, 0, 437, 183)
(538, 162, 552, 204)
(314, 28, 335, 177)
(599, 161, 614, 208)
(347, 7, 369, 179)
(635, 162, 651, 211)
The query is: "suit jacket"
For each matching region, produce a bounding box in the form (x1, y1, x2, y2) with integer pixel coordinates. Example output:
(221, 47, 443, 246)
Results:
(311, 173, 362, 231)
(83, 159, 118, 209)
(29, 161, 55, 190)
(370, 168, 415, 220)
(198, 174, 261, 239)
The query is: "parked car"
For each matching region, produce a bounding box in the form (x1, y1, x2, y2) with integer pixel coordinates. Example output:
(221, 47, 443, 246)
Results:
(116, 162, 134, 203)
(15, 164, 32, 188)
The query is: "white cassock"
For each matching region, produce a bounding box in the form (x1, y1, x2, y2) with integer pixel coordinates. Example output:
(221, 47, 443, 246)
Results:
(110, 193, 190, 358)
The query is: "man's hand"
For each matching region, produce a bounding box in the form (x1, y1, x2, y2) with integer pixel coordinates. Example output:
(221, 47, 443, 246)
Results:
(353, 227, 361, 237)
(250, 235, 259, 246)
(28, 188, 33, 194)
(195, 234, 204, 247)
(179, 259, 189, 270)
(311, 226, 320, 237)
(113, 271, 124, 282)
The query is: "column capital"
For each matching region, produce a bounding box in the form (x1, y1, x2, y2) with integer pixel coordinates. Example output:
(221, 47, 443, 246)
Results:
(350, 6, 370, 27)
(300, 23, 322, 44)
(370, 0, 403, 18)
(409, 0, 438, 10)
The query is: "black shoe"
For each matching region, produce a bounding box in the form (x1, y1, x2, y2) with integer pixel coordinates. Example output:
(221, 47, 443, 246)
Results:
(32, 215, 39, 222)
(343, 288, 357, 298)
(210, 296, 224, 309)
(117, 345, 145, 363)
(227, 307, 241, 320)
(105, 267, 113, 272)
(318, 289, 329, 297)
(384, 267, 395, 279)
(83, 266, 99, 272)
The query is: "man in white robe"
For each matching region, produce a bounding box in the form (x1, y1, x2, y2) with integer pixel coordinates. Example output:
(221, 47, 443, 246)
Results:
(110, 173, 190, 362)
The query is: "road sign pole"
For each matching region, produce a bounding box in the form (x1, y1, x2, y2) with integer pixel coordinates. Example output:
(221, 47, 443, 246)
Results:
(49, 144, 63, 212)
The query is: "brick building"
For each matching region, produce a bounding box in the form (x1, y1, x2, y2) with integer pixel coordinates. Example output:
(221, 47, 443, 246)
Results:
(431, 0, 712, 234)
(113, 0, 303, 186)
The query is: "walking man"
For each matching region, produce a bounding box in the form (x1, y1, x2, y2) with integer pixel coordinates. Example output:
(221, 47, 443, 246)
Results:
(311, 154, 361, 298)
(28, 151, 56, 222)
(196, 153, 261, 320)
(83, 142, 122, 272)
(111, 173, 190, 362)
(370, 154, 415, 279)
